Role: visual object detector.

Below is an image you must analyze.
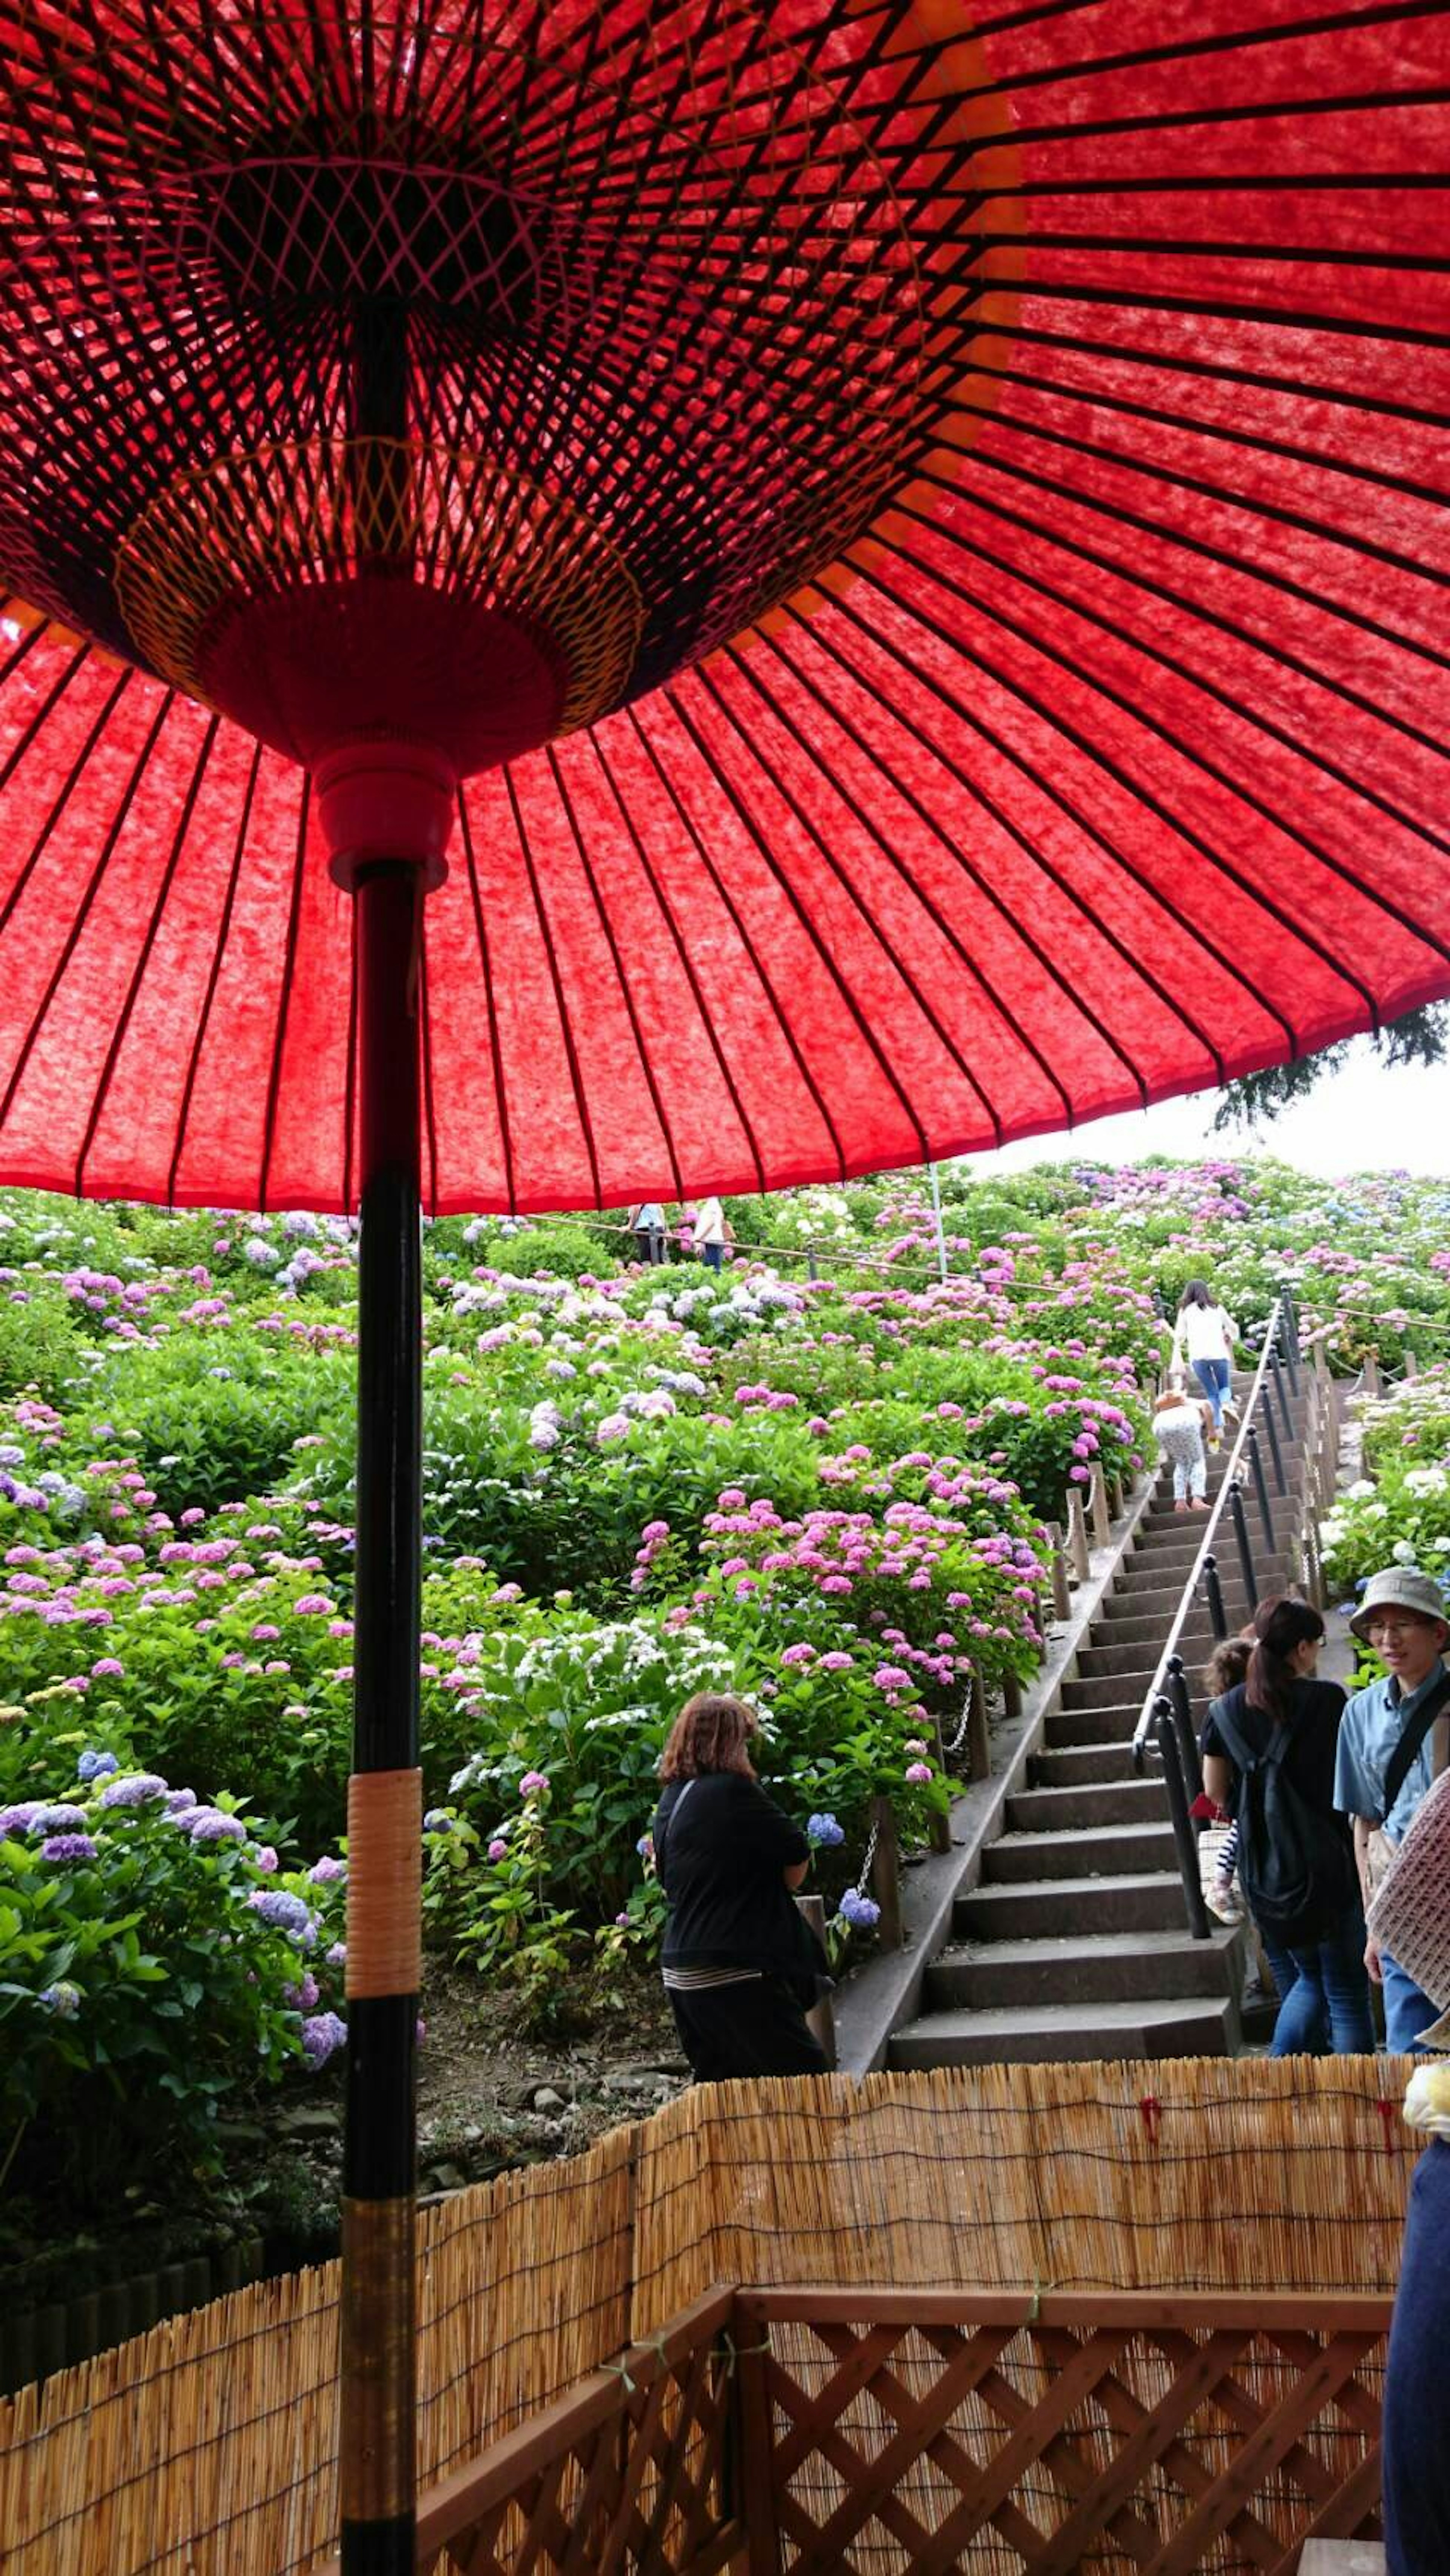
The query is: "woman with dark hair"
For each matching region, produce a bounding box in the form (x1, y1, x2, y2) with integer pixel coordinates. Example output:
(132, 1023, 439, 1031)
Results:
(652, 1691, 830, 2084)
(1201, 1596, 1373, 2054)
(1169, 1278, 1239, 1439)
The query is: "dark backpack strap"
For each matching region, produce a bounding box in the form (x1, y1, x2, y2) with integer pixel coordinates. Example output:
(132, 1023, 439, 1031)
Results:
(1206, 1690, 1263, 1778)
(1382, 1667, 1450, 1820)
(654, 1776, 694, 1877)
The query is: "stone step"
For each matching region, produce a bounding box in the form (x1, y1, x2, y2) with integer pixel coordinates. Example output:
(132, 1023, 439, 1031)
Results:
(927, 1927, 1239, 2014)
(1043, 1701, 1146, 1746)
(1030, 1741, 1141, 1788)
(887, 1994, 1235, 2069)
(983, 1821, 1179, 1883)
(1100, 1578, 1262, 1626)
(1007, 1778, 1166, 1833)
(1061, 1670, 1165, 1712)
(1074, 1636, 1177, 1681)
(1094, 1608, 1224, 1652)
(955, 1870, 1191, 1940)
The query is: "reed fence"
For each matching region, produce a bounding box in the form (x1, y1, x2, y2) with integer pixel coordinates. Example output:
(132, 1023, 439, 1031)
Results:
(0, 2057, 1419, 2573)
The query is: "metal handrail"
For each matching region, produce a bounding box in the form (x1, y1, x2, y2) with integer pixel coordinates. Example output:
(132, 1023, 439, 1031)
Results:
(1131, 1292, 1290, 1767)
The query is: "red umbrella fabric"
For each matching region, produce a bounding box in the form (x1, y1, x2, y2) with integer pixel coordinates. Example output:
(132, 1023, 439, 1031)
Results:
(1, 0, 1447, 1215)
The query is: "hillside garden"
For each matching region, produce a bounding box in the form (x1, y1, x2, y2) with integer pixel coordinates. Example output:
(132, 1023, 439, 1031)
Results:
(1, 1156, 1447, 2307)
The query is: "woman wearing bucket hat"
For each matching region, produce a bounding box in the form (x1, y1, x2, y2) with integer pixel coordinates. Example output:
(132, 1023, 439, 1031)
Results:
(1335, 1569, 1450, 2054)
(1366, 1772, 1450, 2573)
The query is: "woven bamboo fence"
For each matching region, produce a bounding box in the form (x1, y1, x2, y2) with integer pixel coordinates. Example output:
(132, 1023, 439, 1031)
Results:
(0, 2057, 1419, 2574)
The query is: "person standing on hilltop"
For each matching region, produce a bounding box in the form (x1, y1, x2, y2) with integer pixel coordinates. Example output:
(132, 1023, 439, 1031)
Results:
(1170, 1279, 1240, 1441)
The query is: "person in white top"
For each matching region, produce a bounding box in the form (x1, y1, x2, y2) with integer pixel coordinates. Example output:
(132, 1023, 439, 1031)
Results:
(692, 1196, 727, 1272)
(1170, 1280, 1239, 1438)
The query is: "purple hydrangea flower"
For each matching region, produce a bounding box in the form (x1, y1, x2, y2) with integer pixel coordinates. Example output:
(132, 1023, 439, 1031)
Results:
(301, 2010, 347, 2068)
(487, 1837, 509, 1862)
(807, 1813, 845, 1847)
(0, 1802, 43, 1835)
(422, 1809, 455, 1833)
(284, 1972, 321, 2012)
(187, 1809, 247, 1844)
(165, 1787, 198, 1814)
(247, 1888, 311, 1935)
(308, 1855, 346, 1884)
(40, 1833, 99, 1863)
(98, 1773, 168, 1809)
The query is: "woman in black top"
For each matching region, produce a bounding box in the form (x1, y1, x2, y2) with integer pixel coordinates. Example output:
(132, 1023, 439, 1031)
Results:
(1201, 1596, 1373, 2055)
(652, 1691, 829, 2084)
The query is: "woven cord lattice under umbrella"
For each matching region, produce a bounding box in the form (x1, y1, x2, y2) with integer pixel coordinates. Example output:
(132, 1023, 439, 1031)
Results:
(1, 1, 1448, 2560)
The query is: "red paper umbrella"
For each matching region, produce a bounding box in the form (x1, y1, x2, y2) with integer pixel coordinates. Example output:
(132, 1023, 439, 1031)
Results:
(0, 3, 1446, 2560)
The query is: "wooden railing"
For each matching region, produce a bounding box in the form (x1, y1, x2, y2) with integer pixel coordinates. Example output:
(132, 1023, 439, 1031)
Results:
(381, 2281, 1391, 2575)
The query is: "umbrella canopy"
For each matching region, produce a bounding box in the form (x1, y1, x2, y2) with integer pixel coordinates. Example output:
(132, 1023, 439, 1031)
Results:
(0, 0, 1447, 1213)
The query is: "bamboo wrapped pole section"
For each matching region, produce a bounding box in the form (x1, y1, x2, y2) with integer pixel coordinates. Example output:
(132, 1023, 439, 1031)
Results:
(0, 2060, 1419, 2574)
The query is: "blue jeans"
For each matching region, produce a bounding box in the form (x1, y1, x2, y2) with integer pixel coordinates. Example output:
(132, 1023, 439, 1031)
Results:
(1264, 1917, 1375, 2055)
(1384, 2140, 1450, 2574)
(1382, 1944, 1441, 2054)
(1192, 1355, 1231, 1430)
(701, 1242, 724, 1273)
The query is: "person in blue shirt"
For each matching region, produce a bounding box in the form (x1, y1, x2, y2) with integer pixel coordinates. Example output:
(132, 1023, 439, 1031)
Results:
(1335, 1568, 1450, 2053)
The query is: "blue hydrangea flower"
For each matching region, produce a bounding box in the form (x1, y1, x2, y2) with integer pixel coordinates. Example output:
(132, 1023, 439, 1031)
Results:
(38, 1980, 81, 2017)
(807, 1813, 846, 1847)
(30, 1804, 89, 1832)
(247, 1888, 311, 1935)
(76, 1749, 120, 1783)
(97, 1773, 168, 1809)
(422, 1809, 455, 1833)
(836, 1888, 881, 1931)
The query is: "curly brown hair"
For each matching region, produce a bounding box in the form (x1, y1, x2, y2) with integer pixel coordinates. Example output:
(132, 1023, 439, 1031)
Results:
(659, 1691, 758, 1781)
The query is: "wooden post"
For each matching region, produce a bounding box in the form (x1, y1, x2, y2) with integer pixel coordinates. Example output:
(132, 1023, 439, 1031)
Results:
(927, 1722, 952, 1852)
(793, 1893, 837, 2067)
(1108, 1471, 1125, 1521)
(1046, 1523, 1071, 1622)
(1066, 1489, 1091, 1582)
(1404, 1345, 1418, 1379)
(735, 2300, 782, 2576)
(1089, 1463, 1111, 1549)
(1363, 1351, 1382, 1399)
(966, 1664, 991, 1783)
(868, 1795, 903, 1949)
(1002, 1666, 1023, 1721)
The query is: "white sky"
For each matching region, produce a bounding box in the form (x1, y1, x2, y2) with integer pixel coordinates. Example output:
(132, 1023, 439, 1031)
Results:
(966, 1039, 1450, 1183)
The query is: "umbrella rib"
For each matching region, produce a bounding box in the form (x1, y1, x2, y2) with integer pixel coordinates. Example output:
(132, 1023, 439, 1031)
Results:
(720, 639, 1023, 1134)
(997, 271, 1450, 352)
(847, 548, 1389, 1027)
(621, 702, 846, 1186)
(416, 917, 441, 1220)
(989, 314, 1450, 438)
(982, 229, 1450, 271)
(768, 613, 1228, 1091)
(948, 399, 1450, 621)
(585, 726, 771, 1197)
(681, 665, 933, 1169)
(543, 741, 685, 1203)
(905, 465, 1450, 853)
(891, 0, 1450, 105)
(0, 660, 129, 940)
(342, 885, 359, 1215)
(165, 740, 262, 1209)
(74, 708, 220, 1197)
(725, 636, 1075, 1131)
(819, 576, 1301, 1055)
(929, 431, 1450, 705)
(455, 795, 519, 1214)
(0, 677, 165, 1132)
(970, 83, 1450, 157)
(256, 775, 312, 1217)
(501, 764, 604, 1210)
(882, 496, 1450, 973)
(953, 355, 1450, 522)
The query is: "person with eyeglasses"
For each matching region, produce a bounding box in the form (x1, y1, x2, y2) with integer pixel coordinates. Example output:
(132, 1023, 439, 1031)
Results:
(1335, 1570, 1450, 2052)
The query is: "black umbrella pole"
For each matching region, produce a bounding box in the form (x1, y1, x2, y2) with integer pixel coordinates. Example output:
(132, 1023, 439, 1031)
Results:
(341, 860, 424, 2574)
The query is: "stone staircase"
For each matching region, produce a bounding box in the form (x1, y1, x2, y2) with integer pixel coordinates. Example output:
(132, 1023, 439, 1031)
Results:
(890, 1378, 1316, 2069)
